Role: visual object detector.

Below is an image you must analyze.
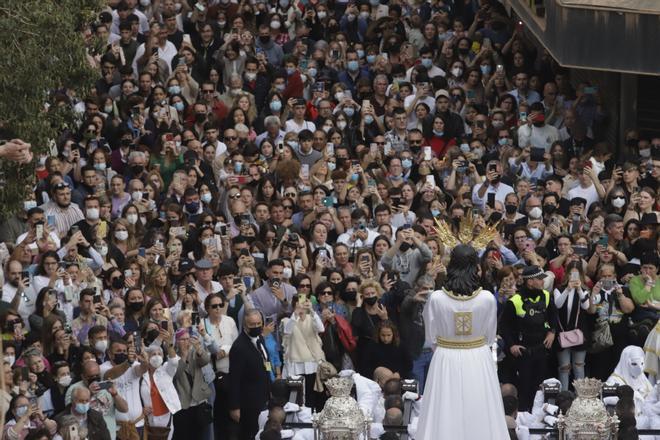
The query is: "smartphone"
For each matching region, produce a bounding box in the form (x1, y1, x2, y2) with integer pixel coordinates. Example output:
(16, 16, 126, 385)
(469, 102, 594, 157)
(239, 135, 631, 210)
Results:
(369, 143, 378, 156)
(220, 224, 228, 235)
(301, 164, 310, 179)
(322, 197, 334, 207)
(487, 193, 496, 209)
(47, 215, 56, 227)
(191, 311, 200, 326)
(423, 146, 432, 161)
(426, 175, 436, 187)
(195, 2, 205, 12)
(598, 235, 608, 247)
(243, 276, 253, 290)
(138, 247, 146, 257)
(35, 224, 44, 239)
(298, 293, 307, 303)
(21, 270, 29, 281)
(235, 175, 250, 184)
(383, 142, 392, 156)
(151, 47, 158, 55)
(265, 316, 274, 325)
(124, 269, 133, 278)
(516, 20, 524, 32)
(584, 86, 597, 95)
(362, 99, 370, 108)
(21, 367, 30, 381)
(294, 258, 303, 272)
(571, 215, 580, 235)
(93, 294, 102, 304)
(271, 278, 281, 288)
(466, 89, 476, 100)
(360, 254, 370, 263)
(160, 320, 168, 330)
(530, 147, 545, 162)
(570, 271, 580, 282)
(519, 111, 527, 121)
(97, 380, 113, 390)
(326, 142, 334, 156)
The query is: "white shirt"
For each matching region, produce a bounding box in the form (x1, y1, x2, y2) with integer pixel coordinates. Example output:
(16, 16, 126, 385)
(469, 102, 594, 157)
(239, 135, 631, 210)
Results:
(405, 65, 446, 80)
(285, 119, 316, 134)
(471, 181, 515, 210)
(193, 280, 222, 314)
(517, 123, 560, 152)
(132, 41, 178, 77)
(203, 316, 238, 373)
(16, 231, 61, 248)
(100, 360, 144, 426)
(1, 283, 36, 328)
(203, 140, 227, 159)
(337, 227, 380, 249)
(111, 9, 149, 35)
(567, 183, 599, 211)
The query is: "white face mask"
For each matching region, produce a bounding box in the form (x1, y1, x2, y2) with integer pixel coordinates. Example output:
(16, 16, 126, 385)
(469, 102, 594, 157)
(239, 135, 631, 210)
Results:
(58, 375, 72, 387)
(94, 340, 108, 353)
(4, 355, 15, 366)
(529, 227, 542, 241)
(270, 21, 281, 29)
(115, 230, 129, 241)
(201, 192, 213, 203)
(131, 191, 142, 202)
(24, 200, 37, 211)
(630, 360, 643, 378)
(451, 67, 463, 77)
(528, 207, 542, 219)
(335, 92, 344, 102)
(150, 355, 164, 368)
(640, 148, 651, 158)
(86, 208, 100, 221)
(97, 246, 108, 256)
(611, 197, 626, 209)
(126, 214, 139, 225)
(317, 11, 327, 19)
(337, 121, 347, 130)
(282, 267, 292, 279)
(140, 0, 150, 6)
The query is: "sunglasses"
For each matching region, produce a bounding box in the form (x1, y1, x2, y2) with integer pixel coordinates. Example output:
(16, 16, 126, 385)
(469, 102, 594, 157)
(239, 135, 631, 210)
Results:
(209, 303, 224, 309)
(225, 136, 238, 141)
(229, 194, 241, 199)
(320, 290, 333, 296)
(284, 192, 296, 197)
(283, 205, 294, 210)
(202, 90, 214, 94)
(299, 283, 311, 288)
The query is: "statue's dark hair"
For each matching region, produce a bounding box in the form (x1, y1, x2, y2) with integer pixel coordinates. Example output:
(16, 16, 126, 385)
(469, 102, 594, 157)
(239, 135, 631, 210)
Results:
(444, 245, 481, 296)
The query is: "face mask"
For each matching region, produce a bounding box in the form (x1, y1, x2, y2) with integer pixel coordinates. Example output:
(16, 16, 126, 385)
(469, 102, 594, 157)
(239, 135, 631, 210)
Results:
(270, 100, 282, 112)
(186, 201, 200, 212)
(337, 121, 347, 130)
(640, 148, 651, 158)
(128, 301, 144, 312)
(480, 65, 491, 75)
(201, 192, 212, 204)
(131, 165, 144, 175)
(195, 113, 207, 123)
(364, 114, 374, 125)
(612, 196, 626, 208)
(131, 191, 142, 202)
(498, 137, 509, 146)
(168, 85, 181, 95)
(271, 21, 281, 29)
(433, 129, 444, 137)
(335, 92, 344, 102)
(126, 213, 139, 225)
(75, 403, 90, 414)
(115, 230, 129, 241)
(421, 58, 432, 69)
(86, 208, 100, 221)
(327, 162, 336, 171)
(259, 35, 271, 44)
(23, 200, 37, 211)
(542, 204, 556, 215)
(458, 47, 469, 56)
(307, 67, 317, 78)
(4, 355, 15, 366)
(16, 405, 29, 418)
(217, 21, 226, 28)
(279, 0, 289, 7)
(359, 11, 369, 19)
(402, 158, 412, 169)
(282, 267, 292, 279)
(173, 102, 184, 112)
(528, 207, 542, 219)
(317, 11, 326, 19)
(58, 375, 72, 387)
(356, 49, 365, 59)
(104, 105, 114, 114)
(245, 72, 257, 82)
(94, 163, 107, 171)
(347, 60, 359, 72)
(288, 140, 299, 149)
(431, 209, 440, 217)
(347, 13, 356, 22)
(344, 107, 355, 117)
(97, 245, 108, 256)
(94, 340, 108, 353)
(367, 55, 376, 64)
(630, 362, 643, 378)
(399, 242, 412, 252)
(451, 67, 463, 77)
(140, 0, 150, 6)
(459, 143, 471, 154)
(149, 355, 164, 368)
(247, 326, 263, 337)
(363, 296, 378, 306)
(529, 227, 542, 241)
(113, 353, 128, 365)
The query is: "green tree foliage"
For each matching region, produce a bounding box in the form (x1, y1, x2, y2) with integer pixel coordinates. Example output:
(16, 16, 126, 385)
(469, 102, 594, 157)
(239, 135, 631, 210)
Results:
(0, 0, 101, 217)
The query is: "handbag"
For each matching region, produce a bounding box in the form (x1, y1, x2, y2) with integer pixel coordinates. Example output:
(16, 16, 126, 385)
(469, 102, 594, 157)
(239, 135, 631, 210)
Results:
(117, 420, 141, 440)
(143, 416, 171, 440)
(334, 315, 357, 352)
(195, 402, 214, 426)
(557, 300, 584, 349)
(588, 295, 615, 353)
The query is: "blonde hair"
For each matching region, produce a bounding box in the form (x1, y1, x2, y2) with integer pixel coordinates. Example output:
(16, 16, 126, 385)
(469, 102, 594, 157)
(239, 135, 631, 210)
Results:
(359, 279, 383, 297)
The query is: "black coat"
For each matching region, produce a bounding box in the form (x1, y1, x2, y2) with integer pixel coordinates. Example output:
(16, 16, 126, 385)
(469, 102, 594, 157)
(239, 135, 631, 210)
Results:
(228, 332, 270, 411)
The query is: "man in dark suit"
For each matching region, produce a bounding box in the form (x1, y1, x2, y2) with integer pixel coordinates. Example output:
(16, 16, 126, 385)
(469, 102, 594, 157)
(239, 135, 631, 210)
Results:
(55, 386, 111, 440)
(228, 309, 271, 440)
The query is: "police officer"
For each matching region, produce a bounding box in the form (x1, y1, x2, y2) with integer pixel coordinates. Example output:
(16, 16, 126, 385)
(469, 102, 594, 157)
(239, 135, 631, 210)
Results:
(499, 266, 557, 411)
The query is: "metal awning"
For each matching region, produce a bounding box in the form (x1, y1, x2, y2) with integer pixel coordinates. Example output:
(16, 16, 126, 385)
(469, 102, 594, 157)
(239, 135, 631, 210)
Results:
(560, 0, 660, 14)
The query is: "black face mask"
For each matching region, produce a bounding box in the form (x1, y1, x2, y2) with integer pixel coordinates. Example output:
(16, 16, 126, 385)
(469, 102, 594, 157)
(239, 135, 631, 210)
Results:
(247, 326, 263, 337)
(259, 35, 270, 44)
(195, 113, 207, 123)
(336, 157, 347, 169)
(626, 138, 639, 148)
(505, 204, 518, 215)
(532, 121, 545, 128)
(111, 277, 124, 290)
(543, 204, 556, 215)
(128, 301, 144, 312)
(363, 296, 378, 306)
(113, 353, 128, 365)
(458, 47, 469, 55)
(341, 290, 357, 302)
(87, 375, 101, 385)
(145, 328, 160, 346)
(489, 212, 503, 223)
(131, 165, 144, 176)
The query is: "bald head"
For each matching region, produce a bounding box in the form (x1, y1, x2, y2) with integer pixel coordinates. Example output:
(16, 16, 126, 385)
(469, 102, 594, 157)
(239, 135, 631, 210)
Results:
(384, 407, 403, 425)
(72, 386, 91, 402)
(268, 406, 286, 425)
(501, 383, 518, 398)
(373, 367, 395, 388)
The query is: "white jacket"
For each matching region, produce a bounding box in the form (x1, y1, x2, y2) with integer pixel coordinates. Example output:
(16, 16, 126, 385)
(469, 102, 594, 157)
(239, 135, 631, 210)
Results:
(139, 356, 181, 415)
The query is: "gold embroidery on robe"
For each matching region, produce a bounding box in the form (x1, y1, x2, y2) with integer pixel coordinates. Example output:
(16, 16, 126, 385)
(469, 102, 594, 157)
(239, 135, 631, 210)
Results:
(454, 312, 473, 336)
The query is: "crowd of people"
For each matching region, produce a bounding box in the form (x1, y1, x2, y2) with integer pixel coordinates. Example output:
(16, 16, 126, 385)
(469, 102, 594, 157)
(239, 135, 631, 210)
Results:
(1, 0, 660, 438)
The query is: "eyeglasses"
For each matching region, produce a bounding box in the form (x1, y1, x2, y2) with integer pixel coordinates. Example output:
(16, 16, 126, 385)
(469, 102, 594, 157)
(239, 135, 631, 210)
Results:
(225, 136, 237, 141)
(299, 283, 311, 288)
(53, 182, 71, 190)
(409, 139, 422, 145)
(202, 90, 214, 94)
(283, 205, 294, 210)
(229, 194, 241, 199)
(209, 303, 223, 309)
(320, 290, 333, 296)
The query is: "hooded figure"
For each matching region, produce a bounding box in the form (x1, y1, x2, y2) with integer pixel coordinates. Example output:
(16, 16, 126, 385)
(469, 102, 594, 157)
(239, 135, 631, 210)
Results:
(607, 345, 653, 426)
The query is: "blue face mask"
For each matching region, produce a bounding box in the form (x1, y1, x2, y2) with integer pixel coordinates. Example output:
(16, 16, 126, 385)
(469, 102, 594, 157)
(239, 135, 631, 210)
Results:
(364, 114, 374, 124)
(498, 138, 509, 146)
(286, 67, 296, 76)
(288, 141, 299, 149)
(173, 102, 184, 112)
(421, 58, 432, 69)
(480, 65, 491, 75)
(327, 162, 336, 171)
(168, 85, 181, 95)
(307, 67, 317, 77)
(460, 143, 471, 154)
(94, 163, 106, 171)
(344, 107, 355, 117)
(431, 209, 440, 217)
(366, 55, 376, 64)
(402, 158, 412, 169)
(356, 49, 365, 59)
(270, 100, 282, 112)
(186, 201, 200, 212)
(369, 0, 379, 5)
(75, 403, 90, 415)
(433, 129, 444, 137)
(347, 60, 359, 72)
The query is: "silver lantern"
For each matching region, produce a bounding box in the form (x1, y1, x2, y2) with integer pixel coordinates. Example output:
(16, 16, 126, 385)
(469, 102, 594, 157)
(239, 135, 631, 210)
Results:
(557, 378, 619, 439)
(312, 376, 371, 440)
